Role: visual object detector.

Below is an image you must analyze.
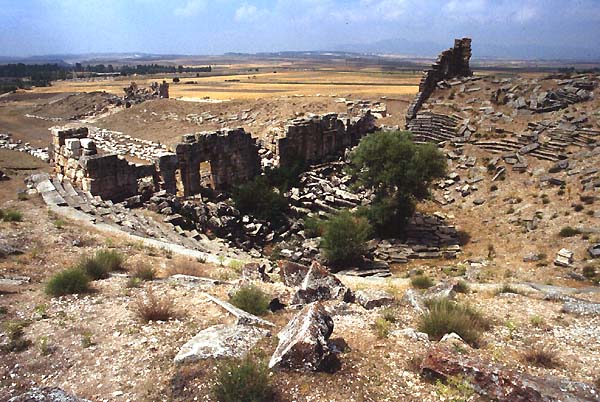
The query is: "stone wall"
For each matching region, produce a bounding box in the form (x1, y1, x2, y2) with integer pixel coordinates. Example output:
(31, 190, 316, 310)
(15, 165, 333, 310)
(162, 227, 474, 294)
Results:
(277, 112, 376, 168)
(175, 128, 261, 196)
(52, 126, 155, 201)
(406, 38, 472, 124)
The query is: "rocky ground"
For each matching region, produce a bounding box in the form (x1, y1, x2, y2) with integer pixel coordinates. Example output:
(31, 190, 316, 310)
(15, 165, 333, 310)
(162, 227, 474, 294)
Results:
(1, 69, 600, 401)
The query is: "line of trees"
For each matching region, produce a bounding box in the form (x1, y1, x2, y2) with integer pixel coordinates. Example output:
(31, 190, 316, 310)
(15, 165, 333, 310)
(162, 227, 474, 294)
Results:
(0, 62, 212, 94)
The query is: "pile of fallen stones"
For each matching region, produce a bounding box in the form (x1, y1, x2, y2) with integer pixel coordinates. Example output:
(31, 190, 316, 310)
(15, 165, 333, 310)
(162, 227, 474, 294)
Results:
(88, 127, 168, 161)
(144, 190, 287, 256)
(287, 160, 373, 216)
(0, 133, 50, 162)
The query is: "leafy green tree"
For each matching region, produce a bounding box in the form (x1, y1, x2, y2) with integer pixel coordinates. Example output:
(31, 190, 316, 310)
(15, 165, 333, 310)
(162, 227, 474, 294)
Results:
(321, 210, 372, 268)
(349, 130, 447, 236)
(232, 176, 289, 226)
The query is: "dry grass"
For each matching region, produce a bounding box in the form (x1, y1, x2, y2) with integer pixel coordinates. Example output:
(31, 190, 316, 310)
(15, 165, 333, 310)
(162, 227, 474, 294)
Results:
(134, 289, 176, 322)
(521, 344, 561, 368)
(164, 257, 210, 278)
(34, 69, 420, 100)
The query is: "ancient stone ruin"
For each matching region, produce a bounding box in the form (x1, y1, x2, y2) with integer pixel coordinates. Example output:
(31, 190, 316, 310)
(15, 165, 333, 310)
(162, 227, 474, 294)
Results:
(406, 38, 472, 123)
(276, 112, 376, 168)
(51, 125, 261, 201)
(122, 80, 169, 107)
(175, 129, 261, 195)
(52, 126, 154, 201)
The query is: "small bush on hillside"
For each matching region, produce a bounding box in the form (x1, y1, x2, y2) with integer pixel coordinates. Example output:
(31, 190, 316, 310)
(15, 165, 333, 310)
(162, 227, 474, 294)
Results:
(418, 298, 489, 347)
(94, 249, 124, 272)
(454, 280, 469, 294)
(212, 356, 275, 402)
(583, 265, 596, 279)
(78, 257, 109, 280)
(303, 216, 326, 238)
(230, 285, 270, 316)
(45, 268, 90, 297)
(522, 344, 561, 368)
(131, 264, 156, 281)
(232, 176, 289, 226)
(134, 289, 175, 322)
(559, 226, 581, 237)
(411, 275, 434, 289)
(165, 257, 206, 277)
(1, 320, 31, 352)
(0, 209, 23, 222)
(320, 210, 372, 268)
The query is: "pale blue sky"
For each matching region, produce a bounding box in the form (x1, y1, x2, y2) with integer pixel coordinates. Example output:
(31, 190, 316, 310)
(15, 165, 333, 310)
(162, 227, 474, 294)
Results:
(1, 0, 599, 58)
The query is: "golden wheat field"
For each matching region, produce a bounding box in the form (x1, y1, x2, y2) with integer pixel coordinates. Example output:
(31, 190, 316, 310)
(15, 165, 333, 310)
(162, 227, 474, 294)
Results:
(33, 69, 421, 100)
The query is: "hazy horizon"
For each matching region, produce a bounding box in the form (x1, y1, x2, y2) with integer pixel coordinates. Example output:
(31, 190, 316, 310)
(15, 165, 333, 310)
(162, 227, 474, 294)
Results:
(2, 0, 600, 60)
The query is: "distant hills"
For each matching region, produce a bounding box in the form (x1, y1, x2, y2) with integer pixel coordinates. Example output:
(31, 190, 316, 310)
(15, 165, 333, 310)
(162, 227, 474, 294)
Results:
(1, 39, 599, 65)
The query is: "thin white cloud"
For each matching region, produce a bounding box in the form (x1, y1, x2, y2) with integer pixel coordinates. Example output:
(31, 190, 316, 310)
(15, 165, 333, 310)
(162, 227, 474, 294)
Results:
(174, 0, 207, 17)
(235, 4, 260, 21)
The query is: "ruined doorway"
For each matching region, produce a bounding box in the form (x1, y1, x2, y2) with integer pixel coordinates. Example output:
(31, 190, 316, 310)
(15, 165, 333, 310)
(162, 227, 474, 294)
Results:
(199, 161, 214, 189)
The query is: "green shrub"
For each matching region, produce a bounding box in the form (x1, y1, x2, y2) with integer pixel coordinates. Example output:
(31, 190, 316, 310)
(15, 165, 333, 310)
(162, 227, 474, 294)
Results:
(212, 357, 275, 402)
(418, 298, 489, 347)
(411, 275, 434, 289)
(303, 215, 326, 238)
(583, 265, 597, 279)
(229, 285, 270, 316)
(45, 268, 90, 297)
(94, 249, 124, 271)
(559, 226, 581, 237)
(455, 280, 469, 294)
(232, 176, 289, 226)
(1, 320, 31, 352)
(320, 210, 372, 268)
(132, 264, 156, 281)
(0, 209, 23, 222)
(79, 257, 108, 280)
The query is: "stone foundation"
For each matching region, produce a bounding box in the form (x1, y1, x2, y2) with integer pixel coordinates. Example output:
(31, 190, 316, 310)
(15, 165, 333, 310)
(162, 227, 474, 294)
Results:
(52, 126, 155, 201)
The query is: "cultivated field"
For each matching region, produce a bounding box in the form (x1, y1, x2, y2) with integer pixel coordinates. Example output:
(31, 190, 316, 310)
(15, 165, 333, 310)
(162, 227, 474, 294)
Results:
(33, 68, 421, 101)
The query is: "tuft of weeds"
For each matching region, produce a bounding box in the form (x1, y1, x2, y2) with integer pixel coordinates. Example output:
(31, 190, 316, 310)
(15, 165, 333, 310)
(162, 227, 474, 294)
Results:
(211, 356, 275, 402)
(229, 285, 270, 316)
(1, 320, 31, 352)
(529, 315, 545, 328)
(419, 298, 489, 347)
(373, 317, 392, 339)
(411, 275, 434, 289)
(81, 332, 95, 348)
(522, 344, 561, 368)
(0, 209, 23, 222)
(454, 280, 469, 294)
(134, 289, 176, 323)
(495, 284, 523, 296)
(131, 264, 156, 281)
(165, 257, 206, 277)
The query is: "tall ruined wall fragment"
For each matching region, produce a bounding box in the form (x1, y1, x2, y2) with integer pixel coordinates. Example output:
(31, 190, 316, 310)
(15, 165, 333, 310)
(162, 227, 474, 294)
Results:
(175, 128, 260, 196)
(51, 126, 155, 201)
(277, 111, 376, 168)
(406, 38, 472, 124)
